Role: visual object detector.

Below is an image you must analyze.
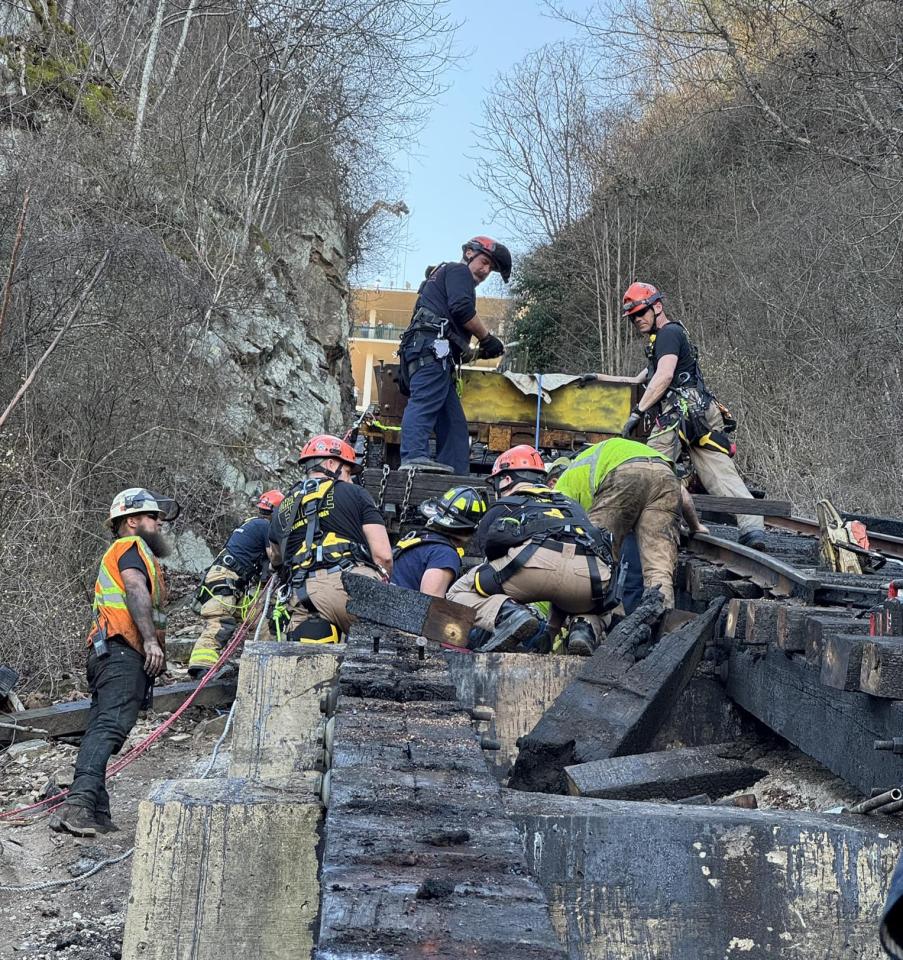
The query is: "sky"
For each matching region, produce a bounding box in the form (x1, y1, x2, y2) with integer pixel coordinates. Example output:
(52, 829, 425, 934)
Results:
(357, 0, 592, 295)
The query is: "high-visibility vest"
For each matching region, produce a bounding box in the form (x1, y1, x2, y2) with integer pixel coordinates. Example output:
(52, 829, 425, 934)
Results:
(87, 536, 167, 655)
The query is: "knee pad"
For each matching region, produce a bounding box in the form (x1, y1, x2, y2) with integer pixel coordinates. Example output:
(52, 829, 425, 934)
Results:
(288, 616, 341, 645)
(473, 563, 504, 597)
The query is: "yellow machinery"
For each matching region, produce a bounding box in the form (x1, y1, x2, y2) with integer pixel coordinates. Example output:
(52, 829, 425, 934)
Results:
(361, 363, 637, 468)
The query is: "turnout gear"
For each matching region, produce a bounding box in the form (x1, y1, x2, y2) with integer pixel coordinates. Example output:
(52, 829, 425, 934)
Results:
(106, 488, 180, 528)
(87, 536, 167, 656)
(298, 435, 362, 476)
(420, 485, 488, 532)
(257, 489, 285, 512)
(622, 281, 663, 317)
(462, 236, 512, 282)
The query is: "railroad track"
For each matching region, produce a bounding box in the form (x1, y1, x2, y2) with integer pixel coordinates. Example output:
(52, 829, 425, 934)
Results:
(764, 514, 903, 562)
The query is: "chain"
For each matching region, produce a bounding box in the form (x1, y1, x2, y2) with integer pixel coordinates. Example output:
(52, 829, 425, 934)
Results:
(377, 463, 390, 512)
(400, 465, 418, 523)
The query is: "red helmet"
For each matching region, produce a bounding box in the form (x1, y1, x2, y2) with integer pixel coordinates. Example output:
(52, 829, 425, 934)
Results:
(462, 236, 512, 283)
(257, 489, 285, 512)
(622, 281, 662, 317)
(298, 434, 362, 475)
(490, 444, 546, 481)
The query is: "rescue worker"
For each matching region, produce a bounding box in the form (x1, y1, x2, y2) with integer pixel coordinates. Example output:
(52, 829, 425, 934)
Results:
(398, 236, 511, 474)
(617, 281, 767, 551)
(391, 485, 487, 597)
(268, 435, 392, 643)
(554, 437, 707, 609)
(187, 489, 285, 678)
(50, 488, 178, 837)
(447, 445, 614, 654)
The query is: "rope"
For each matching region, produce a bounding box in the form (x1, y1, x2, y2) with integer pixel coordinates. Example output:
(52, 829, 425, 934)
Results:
(0, 581, 274, 893)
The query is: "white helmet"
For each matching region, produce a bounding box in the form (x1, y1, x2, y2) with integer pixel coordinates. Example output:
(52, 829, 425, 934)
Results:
(106, 488, 180, 529)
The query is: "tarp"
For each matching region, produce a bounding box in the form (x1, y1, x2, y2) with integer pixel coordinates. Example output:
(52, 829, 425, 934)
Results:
(502, 372, 581, 403)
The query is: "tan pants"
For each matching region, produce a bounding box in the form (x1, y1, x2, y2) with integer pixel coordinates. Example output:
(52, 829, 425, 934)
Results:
(589, 460, 679, 609)
(189, 565, 242, 672)
(287, 564, 381, 638)
(646, 399, 764, 537)
(447, 543, 610, 634)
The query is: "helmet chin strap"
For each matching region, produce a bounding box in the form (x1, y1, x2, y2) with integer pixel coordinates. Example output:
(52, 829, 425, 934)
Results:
(306, 458, 342, 480)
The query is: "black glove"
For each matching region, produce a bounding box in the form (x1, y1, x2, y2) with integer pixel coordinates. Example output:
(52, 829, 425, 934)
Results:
(620, 408, 642, 437)
(477, 334, 504, 359)
(578, 373, 598, 385)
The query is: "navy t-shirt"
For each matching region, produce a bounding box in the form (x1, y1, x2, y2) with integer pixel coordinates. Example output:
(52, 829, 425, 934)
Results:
(391, 542, 462, 591)
(223, 516, 270, 575)
(413, 262, 477, 357)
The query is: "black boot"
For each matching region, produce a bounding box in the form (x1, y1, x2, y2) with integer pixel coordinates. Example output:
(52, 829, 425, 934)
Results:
(479, 601, 540, 654)
(566, 618, 598, 657)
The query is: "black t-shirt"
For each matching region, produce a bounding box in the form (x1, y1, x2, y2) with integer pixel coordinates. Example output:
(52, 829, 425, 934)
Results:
(118, 543, 151, 592)
(269, 479, 384, 560)
(411, 261, 477, 358)
(650, 322, 699, 389)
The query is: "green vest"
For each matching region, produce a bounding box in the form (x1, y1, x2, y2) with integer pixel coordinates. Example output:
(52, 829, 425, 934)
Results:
(555, 439, 671, 509)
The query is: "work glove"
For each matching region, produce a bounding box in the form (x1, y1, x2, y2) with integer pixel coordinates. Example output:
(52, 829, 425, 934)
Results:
(577, 373, 599, 385)
(620, 408, 642, 437)
(477, 334, 504, 359)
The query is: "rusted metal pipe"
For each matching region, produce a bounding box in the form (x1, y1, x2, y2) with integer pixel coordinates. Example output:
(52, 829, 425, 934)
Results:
(848, 788, 902, 814)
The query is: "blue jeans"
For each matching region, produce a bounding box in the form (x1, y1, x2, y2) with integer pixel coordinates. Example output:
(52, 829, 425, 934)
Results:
(68, 641, 149, 817)
(400, 350, 470, 474)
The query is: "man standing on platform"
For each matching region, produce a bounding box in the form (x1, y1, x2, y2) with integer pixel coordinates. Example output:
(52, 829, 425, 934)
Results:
(398, 236, 510, 475)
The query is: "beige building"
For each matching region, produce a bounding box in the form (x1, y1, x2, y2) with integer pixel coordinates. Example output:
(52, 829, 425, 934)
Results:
(349, 285, 509, 410)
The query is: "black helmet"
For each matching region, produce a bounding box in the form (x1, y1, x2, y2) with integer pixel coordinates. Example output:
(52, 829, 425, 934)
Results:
(421, 485, 489, 532)
(462, 236, 512, 283)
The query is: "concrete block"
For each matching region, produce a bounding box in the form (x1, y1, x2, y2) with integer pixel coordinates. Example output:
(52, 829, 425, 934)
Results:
(229, 641, 340, 783)
(506, 789, 903, 960)
(122, 778, 321, 960)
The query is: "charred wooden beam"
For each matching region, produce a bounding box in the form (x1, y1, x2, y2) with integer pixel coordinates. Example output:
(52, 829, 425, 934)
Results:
(508, 596, 723, 794)
(821, 634, 868, 692)
(860, 638, 903, 699)
(805, 615, 870, 665)
(564, 743, 767, 801)
(726, 645, 903, 793)
(0, 678, 236, 745)
(343, 572, 474, 647)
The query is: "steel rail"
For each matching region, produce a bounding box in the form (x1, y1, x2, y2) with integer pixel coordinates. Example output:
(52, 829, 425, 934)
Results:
(765, 514, 903, 562)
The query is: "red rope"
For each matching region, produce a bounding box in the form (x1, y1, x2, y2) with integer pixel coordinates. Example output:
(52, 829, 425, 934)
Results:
(0, 582, 272, 821)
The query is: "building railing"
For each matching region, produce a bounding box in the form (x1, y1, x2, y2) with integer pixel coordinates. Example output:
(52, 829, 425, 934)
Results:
(351, 323, 407, 340)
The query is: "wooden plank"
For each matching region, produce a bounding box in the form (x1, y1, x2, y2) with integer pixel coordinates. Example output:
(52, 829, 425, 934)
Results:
(860, 638, 903, 699)
(725, 644, 903, 793)
(805, 615, 870, 665)
(820, 634, 868, 691)
(776, 604, 851, 654)
(0, 679, 236, 744)
(508, 596, 723, 794)
(693, 495, 791, 517)
(564, 743, 766, 801)
(723, 598, 747, 641)
(507, 790, 903, 960)
(343, 572, 474, 647)
(744, 599, 782, 646)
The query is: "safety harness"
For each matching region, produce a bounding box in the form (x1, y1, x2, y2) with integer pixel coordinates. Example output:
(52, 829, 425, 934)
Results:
(473, 486, 620, 611)
(394, 528, 466, 562)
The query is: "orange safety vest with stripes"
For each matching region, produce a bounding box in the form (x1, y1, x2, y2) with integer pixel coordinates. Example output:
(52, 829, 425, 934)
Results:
(86, 536, 167, 655)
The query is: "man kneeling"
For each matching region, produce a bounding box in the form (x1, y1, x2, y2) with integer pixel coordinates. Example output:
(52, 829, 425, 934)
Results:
(447, 445, 615, 654)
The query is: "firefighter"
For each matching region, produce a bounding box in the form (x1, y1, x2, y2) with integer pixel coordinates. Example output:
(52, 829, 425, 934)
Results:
(447, 445, 615, 654)
(398, 236, 510, 474)
(50, 488, 179, 837)
(187, 489, 285, 678)
(554, 437, 707, 610)
(268, 435, 392, 643)
(617, 281, 767, 551)
(391, 485, 488, 597)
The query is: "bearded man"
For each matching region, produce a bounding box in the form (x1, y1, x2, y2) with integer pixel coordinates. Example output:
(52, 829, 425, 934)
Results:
(50, 488, 179, 837)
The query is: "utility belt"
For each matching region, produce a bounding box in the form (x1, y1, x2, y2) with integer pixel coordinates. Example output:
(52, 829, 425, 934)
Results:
(398, 309, 469, 396)
(473, 532, 621, 613)
(282, 558, 362, 615)
(652, 386, 736, 458)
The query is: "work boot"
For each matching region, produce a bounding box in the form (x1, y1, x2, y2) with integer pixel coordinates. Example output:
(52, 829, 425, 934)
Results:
(566, 618, 598, 657)
(48, 804, 97, 837)
(738, 529, 769, 552)
(94, 812, 120, 834)
(399, 457, 454, 474)
(479, 601, 540, 654)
